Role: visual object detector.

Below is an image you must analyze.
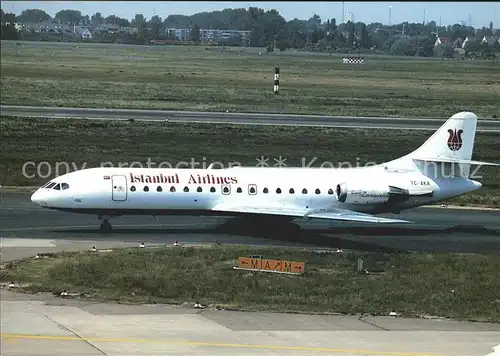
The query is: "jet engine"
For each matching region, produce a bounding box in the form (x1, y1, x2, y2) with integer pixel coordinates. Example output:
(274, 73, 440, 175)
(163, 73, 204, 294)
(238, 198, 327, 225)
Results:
(335, 182, 409, 205)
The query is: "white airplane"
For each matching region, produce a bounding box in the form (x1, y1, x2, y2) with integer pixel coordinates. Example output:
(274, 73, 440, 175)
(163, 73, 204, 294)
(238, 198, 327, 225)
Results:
(30, 111, 498, 232)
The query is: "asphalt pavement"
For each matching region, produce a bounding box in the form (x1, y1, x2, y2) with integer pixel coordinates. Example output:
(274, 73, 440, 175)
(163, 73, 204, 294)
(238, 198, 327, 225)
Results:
(2, 105, 499, 132)
(2, 192, 499, 257)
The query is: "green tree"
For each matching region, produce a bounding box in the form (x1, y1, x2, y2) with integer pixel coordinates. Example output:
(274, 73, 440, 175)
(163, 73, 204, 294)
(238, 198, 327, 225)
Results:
(149, 15, 163, 39)
(307, 14, 321, 30)
(433, 43, 454, 58)
(55, 9, 82, 25)
(330, 18, 337, 33)
(105, 15, 129, 27)
(91, 12, 103, 26)
(408, 35, 433, 56)
(1, 9, 16, 23)
(390, 38, 411, 55)
(132, 14, 146, 37)
(493, 41, 500, 53)
(359, 23, 368, 48)
(1, 10, 19, 40)
(17, 9, 51, 23)
(347, 21, 355, 46)
(132, 14, 145, 27)
(190, 24, 200, 42)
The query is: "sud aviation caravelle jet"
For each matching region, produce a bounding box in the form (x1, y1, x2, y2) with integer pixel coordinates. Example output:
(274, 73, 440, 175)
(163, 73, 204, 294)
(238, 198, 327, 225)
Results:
(31, 112, 499, 232)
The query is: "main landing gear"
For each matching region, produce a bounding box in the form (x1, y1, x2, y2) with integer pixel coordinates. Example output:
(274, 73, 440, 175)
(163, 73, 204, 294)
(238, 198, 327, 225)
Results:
(98, 215, 112, 232)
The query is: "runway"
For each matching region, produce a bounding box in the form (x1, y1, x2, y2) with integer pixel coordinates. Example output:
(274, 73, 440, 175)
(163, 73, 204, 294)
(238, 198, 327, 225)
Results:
(2, 105, 500, 132)
(2, 192, 500, 260)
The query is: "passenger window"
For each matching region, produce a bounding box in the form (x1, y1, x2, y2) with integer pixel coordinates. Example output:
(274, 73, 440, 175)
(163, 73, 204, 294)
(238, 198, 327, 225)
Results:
(237, 187, 242, 193)
(184, 187, 189, 192)
(222, 185, 230, 194)
(170, 186, 176, 192)
(210, 187, 216, 193)
(61, 183, 69, 190)
(53, 183, 61, 190)
(289, 188, 294, 194)
(131, 185, 136, 192)
(46, 182, 56, 189)
(157, 186, 162, 192)
(197, 187, 202, 192)
(302, 188, 307, 194)
(315, 189, 321, 194)
(276, 188, 281, 194)
(328, 188, 334, 195)
(144, 186, 149, 192)
(248, 184, 257, 195)
(263, 187, 269, 193)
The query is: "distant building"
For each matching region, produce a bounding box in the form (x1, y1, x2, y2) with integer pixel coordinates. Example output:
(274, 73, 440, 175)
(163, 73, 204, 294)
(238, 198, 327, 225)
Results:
(434, 36, 452, 47)
(119, 26, 138, 35)
(81, 29, 92, 39)
(481, 36, 499, 45)
(199, 28, 251, 45)
(165, 28, 191, 41)
(92, 24, 119, 36)
(452, 38, 463, 48)
(462, 36, 472, 48)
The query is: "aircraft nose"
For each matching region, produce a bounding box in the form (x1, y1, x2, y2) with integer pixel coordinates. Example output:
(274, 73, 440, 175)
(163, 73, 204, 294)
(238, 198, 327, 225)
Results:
(31, 190, 42, 205)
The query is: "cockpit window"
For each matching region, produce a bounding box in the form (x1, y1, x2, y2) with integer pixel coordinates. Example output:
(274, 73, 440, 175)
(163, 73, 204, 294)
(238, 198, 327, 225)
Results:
(46, 182, 56, 189)
(41, 181, 52, 188)
(53, 183, 61, 190)
(61, 183, 69, 190)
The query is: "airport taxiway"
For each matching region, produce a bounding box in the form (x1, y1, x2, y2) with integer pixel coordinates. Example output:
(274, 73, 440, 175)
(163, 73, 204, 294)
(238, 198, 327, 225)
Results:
(2, 288, 500, 356)
(2, 105, 500, 132)
(2, 192, 500, 356)
(1, 192, 500, 262)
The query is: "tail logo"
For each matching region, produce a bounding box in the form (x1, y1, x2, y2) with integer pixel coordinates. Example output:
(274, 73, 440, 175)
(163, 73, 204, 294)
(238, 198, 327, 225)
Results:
(447, 128, 463, 151)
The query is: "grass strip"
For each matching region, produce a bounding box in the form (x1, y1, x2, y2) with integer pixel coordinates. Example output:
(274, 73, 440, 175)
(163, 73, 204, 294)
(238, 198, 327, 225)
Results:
(2, 245, 499, 322)
(1, 41, 499, 118)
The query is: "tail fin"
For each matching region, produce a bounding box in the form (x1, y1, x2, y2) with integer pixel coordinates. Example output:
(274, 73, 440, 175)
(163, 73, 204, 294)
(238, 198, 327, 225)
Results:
(399, 112, 499, 178)
(410, 111, 477, 162)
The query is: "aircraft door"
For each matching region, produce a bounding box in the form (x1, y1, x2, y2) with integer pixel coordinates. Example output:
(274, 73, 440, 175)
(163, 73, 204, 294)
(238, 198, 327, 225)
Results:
(111, 175, 127, 201)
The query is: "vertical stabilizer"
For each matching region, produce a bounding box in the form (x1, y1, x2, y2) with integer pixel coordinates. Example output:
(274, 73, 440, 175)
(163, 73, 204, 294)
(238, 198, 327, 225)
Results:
(401, 111, 478, 177)
(410, 111, 477, 161)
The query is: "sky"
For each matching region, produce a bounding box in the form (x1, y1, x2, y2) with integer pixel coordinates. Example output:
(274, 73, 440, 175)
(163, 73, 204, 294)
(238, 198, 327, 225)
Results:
(2, 1, 499, 28)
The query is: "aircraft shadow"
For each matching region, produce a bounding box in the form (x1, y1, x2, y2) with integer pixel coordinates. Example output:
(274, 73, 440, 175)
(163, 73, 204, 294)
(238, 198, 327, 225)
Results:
(55, 224, 500, 237)
(45, 227, 408, 253)
(317, 225, 500, 237)
(39, 224, 499, 254)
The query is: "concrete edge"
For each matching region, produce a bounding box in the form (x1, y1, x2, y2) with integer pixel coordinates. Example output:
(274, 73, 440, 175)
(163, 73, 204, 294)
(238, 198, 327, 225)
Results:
(1, 186, 498, 211)
(418, 205, 500, 212)
(1, 186, 38, 193)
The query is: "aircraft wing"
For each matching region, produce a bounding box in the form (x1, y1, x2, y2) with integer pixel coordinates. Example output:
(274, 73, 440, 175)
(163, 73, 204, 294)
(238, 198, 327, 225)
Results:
(413, 157, 500, 166)
(211, 203, 411, 224)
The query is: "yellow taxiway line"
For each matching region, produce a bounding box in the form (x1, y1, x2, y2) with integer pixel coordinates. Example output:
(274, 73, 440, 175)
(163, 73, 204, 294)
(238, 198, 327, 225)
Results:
(0, 333, 439, 356)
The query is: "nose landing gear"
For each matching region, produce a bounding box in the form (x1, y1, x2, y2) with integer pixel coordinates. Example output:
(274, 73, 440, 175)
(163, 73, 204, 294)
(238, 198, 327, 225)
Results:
(98, 215, 113, 232)
(100, 220, 112, 232)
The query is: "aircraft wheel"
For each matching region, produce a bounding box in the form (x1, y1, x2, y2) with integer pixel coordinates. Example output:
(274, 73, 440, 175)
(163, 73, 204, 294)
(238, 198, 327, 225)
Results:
(100, 220, 112, 232)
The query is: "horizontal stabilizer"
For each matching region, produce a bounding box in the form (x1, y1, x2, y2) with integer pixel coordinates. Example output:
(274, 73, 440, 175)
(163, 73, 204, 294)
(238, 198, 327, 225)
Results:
(413, 157, 500, 166)
(211, 204, 411, 224)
